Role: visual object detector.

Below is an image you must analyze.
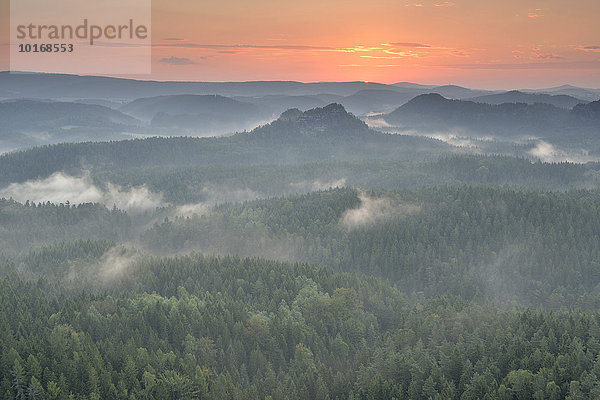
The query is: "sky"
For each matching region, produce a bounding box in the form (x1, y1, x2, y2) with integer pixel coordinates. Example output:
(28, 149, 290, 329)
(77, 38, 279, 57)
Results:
(2, 0, 600, 89)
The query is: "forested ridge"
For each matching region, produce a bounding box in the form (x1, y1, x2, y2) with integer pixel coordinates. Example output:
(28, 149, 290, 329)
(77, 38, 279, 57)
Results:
(141, 186, 600, 309)
(1, 181, 600, 398)
(2, 105, 600, 399)
(0, 199, 130, 256)
(3, 250, 600, 399)
(0, 127, 448, 186)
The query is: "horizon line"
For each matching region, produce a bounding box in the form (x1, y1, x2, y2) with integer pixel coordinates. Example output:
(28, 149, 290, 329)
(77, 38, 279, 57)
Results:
(1, 70, 599, 92)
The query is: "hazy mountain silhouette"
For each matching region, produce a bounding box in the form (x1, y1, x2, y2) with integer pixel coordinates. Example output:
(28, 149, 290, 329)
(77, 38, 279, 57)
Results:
(572, 99, 600, 120)
(383, 93, 580, 138)
(0, 72, 418, 99)
(2, 72, 596, 147)
(340, 89, 417, 114)
(428, 85, 494, 99)
(392, 82, 437, 90)
(0, 72, 498, 102)
(120, 94, 260, 121)
(118, 94, 264, 134)
(249, 103, 372, 138)
(232, 94, 328, 117)
(0, 99, 140, 151)
(0, 103, 450, 182)
(468, 90, 586, 109)
(523, 85, 600, 102)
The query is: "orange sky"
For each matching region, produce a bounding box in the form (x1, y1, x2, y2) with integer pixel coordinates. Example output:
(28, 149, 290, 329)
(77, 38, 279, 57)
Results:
(2, 0, 600, 88)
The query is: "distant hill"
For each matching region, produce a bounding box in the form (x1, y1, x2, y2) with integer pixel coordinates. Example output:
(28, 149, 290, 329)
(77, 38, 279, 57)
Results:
(572, 99, 600, 119)
(468, 90, 586, 109)
(0, 104, 450, 184)
(0, 99, 140, 151)
(250, 103, 371, 137)
(428, 85, 495, 99)
(0, 72, 418, 99)
(118, 94, 264, 134)
(120, 94, 260, 121)
(233, 94, 328, 117)
(392, 82, 437, 90)
(340, 89, 416, 114)
(73, 98, 126, 109)
(383, 93, 581, 138)
(523, 85, 600, 102)
(1, 99, 138, 128)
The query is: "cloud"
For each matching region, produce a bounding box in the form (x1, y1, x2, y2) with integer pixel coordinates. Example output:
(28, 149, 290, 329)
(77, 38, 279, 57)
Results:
(529, 46, 564, 60)
(527, 140, 598, 163)
(103, 182, 163, 213)
(100, 41, 422, 57)
(159, 56, 197, 65)
(163, 37, 186, 41)
(426, 132, 483, 149)
(0, 172, 163, 214)
(451, 49, 471, 57)
(389, 42, 431, 48)
(105, 40, 469, 62)
(341, 191, 420, 230)
(438, 61, 600, 70)
(526, 8, 544, 18)
(153, 43, 336, 51)
(345, 46, 384, 52)
(512, 47, 564, 60)
(168, 185, 262, 218)
(534, 53, 564, 60)
(289, 178, 347, 192)
(405, 1, 454, 7)
(381, 42, 469, 59)
(95, 246, 139, 282)
(68, 245, 140, 285)
(387, 127, 488, 150)
(361, 55, 409, 59)
(171, 203, 212, 218)
(364, 117, 392, 128)
(576, 45, 600, 53)
(201, 185, 260, 204)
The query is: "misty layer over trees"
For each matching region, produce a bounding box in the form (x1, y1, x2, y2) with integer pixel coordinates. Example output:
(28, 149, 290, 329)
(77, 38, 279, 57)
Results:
(1, 74, 600, 399)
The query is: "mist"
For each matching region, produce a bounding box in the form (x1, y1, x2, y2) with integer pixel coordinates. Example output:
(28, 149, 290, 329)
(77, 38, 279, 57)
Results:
(97, 246, 140, 282)
(473, 243, 527, 307)
(66, 245, 141, 286)
(201, 184, 261, 204)
(527, 140, 599, 163)
(0, 172, 163, 214)
(426, 132, 485, 150)
(167, 184, 263, 219)
(381, 127, 494, 151)
(363, 117, 392, 128)
(289, 178, 347, 192)
(341, 191, 420, 230)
